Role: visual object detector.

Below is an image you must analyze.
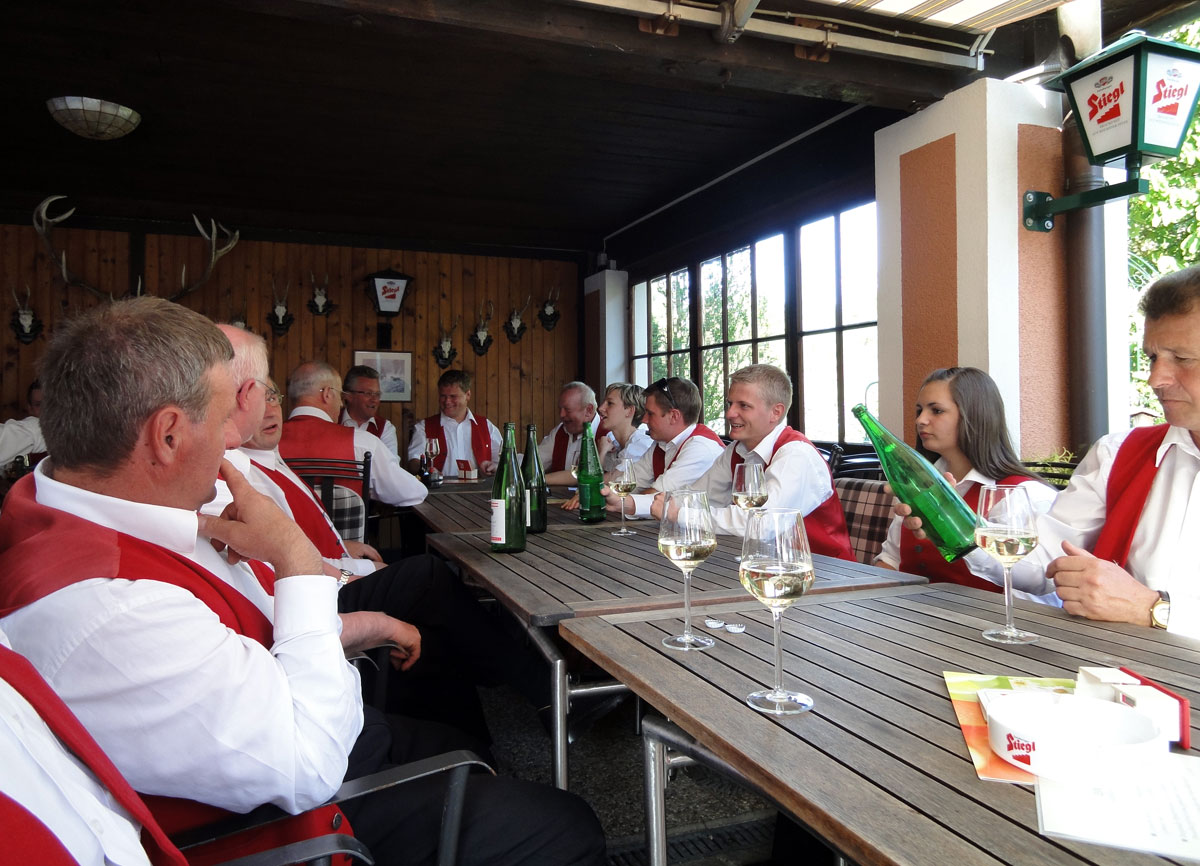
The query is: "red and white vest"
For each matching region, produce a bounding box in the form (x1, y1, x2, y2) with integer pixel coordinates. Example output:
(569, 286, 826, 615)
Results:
(279, 414, 362, 497)
(423, 414, 493, 472)
(1093, 425, 1171, 568)
(652, 424, 725, 476)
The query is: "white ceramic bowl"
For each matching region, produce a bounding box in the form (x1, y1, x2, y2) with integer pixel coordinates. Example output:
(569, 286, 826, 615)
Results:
(986, 691, 1161, 780)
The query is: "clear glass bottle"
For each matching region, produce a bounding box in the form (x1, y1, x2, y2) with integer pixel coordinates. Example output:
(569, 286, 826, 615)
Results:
(522, 424, 549, 534)
(577, 421, 606, 524)
(490, 422, 527, 552)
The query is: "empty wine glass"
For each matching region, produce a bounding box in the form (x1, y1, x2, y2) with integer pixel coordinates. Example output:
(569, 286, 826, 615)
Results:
(658, 489, 717, 651)
(740, 508, 815, 714)
(976, 485, 1039, 645)
(610, 458, 637, 537)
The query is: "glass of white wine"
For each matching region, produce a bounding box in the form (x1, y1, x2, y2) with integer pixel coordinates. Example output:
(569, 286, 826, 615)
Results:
(732, 462, 767, 510)
(610, 458, 637, 537)
(740, 508, 815, 714)
(658, 488, 718, 651)
(976, 485, 1039, 645)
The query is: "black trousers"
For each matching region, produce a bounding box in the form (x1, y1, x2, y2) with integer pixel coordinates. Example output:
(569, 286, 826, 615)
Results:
(340, 707, 606, 866)
(337, 554, 550, 741)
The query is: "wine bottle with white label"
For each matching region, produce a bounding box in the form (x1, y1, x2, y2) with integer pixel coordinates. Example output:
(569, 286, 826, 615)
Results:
(522, 424, 549, 533)
(490, 422, 526, 553)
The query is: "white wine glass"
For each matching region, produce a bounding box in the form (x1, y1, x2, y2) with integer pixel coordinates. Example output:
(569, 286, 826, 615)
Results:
(732, 462, 767, 562)
(976, 485, 1039, 645)
(740, 508, 815, 714)
(658, 489, 717, 651)
(424, 438, 441, 460)
(610, 458, 637, 537)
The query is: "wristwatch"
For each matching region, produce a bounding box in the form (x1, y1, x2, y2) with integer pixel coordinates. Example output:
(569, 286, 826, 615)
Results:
(1150, 590, 1171, 630)
(336, 568, 353, 589)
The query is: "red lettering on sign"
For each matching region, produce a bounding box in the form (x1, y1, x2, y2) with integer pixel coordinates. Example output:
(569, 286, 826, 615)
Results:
(1087, 81, 1126, 122)
(1153, 79, 1189, 115)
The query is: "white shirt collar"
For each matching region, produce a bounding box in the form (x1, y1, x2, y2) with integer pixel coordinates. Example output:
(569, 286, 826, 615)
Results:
(665, 423, 698, 451)
(237, 445, 280, 470)
(288, 406, 334, 422)
(441, 409, 477, 426)
(734, 421, 786, 462)
(1158, 425, 1200, 466)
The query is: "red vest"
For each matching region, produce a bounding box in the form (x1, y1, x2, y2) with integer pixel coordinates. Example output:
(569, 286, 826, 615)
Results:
(0, 642, 186, 866)
(548, 425, 573, 473)
(279, 414, 362, 497)
(340, 408, 389, 442)
(652, 424, 725, 476)
(1093, 425, 1171, 568)
(250, 457, 348, 559)
(0, 476, 351, 864)
(899, 474, 1031, 590)
(731, 427, 854, 561)
(424, 414, 493, 472)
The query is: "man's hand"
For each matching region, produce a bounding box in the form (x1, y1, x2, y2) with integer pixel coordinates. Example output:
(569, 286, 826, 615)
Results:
(339, 611, 422, 671)
(561, 493, 580, 511)
(344, 540, 383, 565)
(197, 459, 322, 578)
(604, 489, 630, 514)
(649, 491, 666, 520)
(1048, 541, 1159, 626)
(480, 460, 498, 476)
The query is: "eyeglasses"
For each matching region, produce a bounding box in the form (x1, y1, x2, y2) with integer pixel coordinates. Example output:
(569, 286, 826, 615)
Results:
(344, 389, 382, 400)
(253, 379, 281, 405)
(650, 378, 677, 412)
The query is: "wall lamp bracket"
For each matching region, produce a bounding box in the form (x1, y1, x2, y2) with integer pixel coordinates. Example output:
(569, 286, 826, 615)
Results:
(1022, 173, 1149, 233)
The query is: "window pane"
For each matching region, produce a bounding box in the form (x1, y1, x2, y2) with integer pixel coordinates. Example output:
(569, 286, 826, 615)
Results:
(841, 326, 878, 445)
(755, 234, 785, 338)
(756, 338, 785, 371)
(800, 217, 836, 331)
(840, 203, 877, 326)
(700, 257, 724, 346)
(632, 357, 649, 388)
(726, 247, 752, 343)
(650, 277, 668, 353)
(702, 347, 726, 434)
(802, 333, 839, 442)
(670, 269, 690, 350)
(727, 342, 753, 379)
(669, 351, 691, 382)
(631, 281, 648, 354)
(651, 354, 668, 383)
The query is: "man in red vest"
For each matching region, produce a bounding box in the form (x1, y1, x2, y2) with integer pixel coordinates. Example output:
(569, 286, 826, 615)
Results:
(0, 298, 606, 866)
(607, 377, 724, 519)
(406, 369, 500, 477)
(280, 361, 427, 507)
(656, 364, 854, 561)
(538, 381, 599, 484)
(340, 365, 399, 458)
(905, 266, 1200, 637)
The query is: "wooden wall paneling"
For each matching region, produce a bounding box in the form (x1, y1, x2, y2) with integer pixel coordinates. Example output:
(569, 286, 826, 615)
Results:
(295, 239, 313, 367)
(520, 257, 536, 429)
(485, 256, 501, 427)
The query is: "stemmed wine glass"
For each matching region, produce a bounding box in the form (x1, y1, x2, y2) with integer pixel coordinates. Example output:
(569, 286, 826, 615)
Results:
(976, 485, 1039, 645)
(732, 462, 766, 561)
(610, 458, 637, 537)
(740, 508, 815, 714)
(424, 438, 443, 483)
(658, 489, 717, 651)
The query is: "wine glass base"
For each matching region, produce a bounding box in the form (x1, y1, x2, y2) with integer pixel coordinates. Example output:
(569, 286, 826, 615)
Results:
(662, 633, 715, 651)
(612, 528, 637, 536)
(982, 625, 1038, 644)
(747, 689, 812, 715)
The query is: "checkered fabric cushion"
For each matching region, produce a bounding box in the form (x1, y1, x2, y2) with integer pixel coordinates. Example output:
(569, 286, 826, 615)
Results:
(834, 477, 893, 565)
(309, 483, 367, 543)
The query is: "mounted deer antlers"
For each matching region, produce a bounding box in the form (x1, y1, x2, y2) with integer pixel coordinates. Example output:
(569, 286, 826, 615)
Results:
(10, 284, 43, 344)
(268, 279, 295, 336)
(307, 272, 335, 316)
(503, 295, 532, 343)
(169, 215, 239, 301)
(433, 316, 460, 368)
(33, 196, 106, 299)
(538, 285, 562, 331)
(469, 300, 494, 356)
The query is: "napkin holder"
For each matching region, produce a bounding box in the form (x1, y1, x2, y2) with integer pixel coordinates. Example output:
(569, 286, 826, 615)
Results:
(456, 459, 478, 480)
(1075, 666, 1190, 749)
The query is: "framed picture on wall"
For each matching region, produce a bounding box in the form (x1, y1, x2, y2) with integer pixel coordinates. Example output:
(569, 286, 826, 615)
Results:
(353, 350, 412, 402)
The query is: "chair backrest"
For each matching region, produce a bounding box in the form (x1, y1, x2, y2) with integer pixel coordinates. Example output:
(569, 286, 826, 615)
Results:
(1022, 460, 1077, 490)
(833, 477, 893, 564)
(832, 451, 884, 481)
(283, 453, 373, 544)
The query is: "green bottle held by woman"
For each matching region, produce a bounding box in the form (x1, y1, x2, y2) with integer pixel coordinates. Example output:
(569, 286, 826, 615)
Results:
(490, 422, 527, 552)
(851, 404, 976, 562)
(577, 421, 605, 524)
(522, 423, 549, 533)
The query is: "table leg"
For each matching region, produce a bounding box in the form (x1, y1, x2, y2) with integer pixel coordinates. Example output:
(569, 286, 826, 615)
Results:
(643, 722, 669, 866)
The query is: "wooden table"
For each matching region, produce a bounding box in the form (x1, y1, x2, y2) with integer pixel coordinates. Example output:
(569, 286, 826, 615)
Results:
(413, 488, 588, 533)
(422, 477, 496, 495)
(560, 584, 1200, 866)
(427, 528, 926, 627)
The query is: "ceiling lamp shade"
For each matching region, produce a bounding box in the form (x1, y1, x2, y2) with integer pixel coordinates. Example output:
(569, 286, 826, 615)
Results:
(46, 96, 141, 140)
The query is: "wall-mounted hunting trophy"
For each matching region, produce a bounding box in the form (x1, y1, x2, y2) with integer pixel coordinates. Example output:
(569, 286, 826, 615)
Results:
(10, 285, 42, 344)
(269, 279, 294, 337)
(503, 295, 532, 343)
(230, 310, 249, 331)
(537, 286, 562, 331)
(307, 272, 336, 316)
(433, 317, 459, 368)
(468, 300, 494, 356)
(169, 216, 239, 301)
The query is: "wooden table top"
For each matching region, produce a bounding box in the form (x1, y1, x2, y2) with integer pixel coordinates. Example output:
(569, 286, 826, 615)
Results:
(426, 527, 926, 626)
(413, 487, 604, 533)
(559, 584, 1200, 866)
(421, 477, 496, 495)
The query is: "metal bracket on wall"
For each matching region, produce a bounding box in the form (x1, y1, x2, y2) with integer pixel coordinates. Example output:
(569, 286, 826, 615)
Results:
(1022, 176, 1149, 232)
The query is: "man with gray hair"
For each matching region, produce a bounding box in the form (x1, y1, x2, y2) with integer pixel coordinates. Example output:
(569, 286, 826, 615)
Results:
(539, 380, 598, 483)
(280, 360, 426, 507)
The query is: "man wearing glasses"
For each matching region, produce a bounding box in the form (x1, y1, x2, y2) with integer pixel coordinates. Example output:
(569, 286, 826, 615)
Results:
(340, 365, 399, 457)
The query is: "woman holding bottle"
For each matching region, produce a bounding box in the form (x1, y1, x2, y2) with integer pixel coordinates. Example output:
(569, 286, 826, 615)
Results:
(875, 367, 1057, 591)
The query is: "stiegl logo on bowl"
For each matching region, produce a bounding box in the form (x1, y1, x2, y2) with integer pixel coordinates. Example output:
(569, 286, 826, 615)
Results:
(1005, 732, 1035, 765)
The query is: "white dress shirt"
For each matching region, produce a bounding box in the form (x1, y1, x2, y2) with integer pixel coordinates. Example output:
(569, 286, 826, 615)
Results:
(537, 422, 585, 473)
(966, 426, 1200, 637)
(0, 632, 150, 866)
(876, 459, 1059, 604)
(692, 423, 833, 536)
(628, 424, 726, 518)
(288, 407, 426, 507)
(0, 416, 45, 465)
(407, 411, 502, 477)
(602, 426, 654, 474)
(0, 460, 363, 815)
(342, 414, 398, 457)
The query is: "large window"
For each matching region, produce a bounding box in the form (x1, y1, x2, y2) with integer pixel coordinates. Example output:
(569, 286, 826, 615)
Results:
(629, 202, 877, 444)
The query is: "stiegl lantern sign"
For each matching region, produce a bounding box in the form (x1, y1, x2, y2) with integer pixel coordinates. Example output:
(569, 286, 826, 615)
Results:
(1023, 31, 1200, 232)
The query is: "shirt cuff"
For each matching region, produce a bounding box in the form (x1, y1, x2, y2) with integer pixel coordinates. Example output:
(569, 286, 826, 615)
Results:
(273, 573, 341, 640)
(630, 493, 654, 518)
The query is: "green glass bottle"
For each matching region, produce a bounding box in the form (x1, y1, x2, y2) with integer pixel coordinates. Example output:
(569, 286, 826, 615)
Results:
(577, 421, 606, 524)
(490, 422, 527, 552)
(851, 404, 976, 562)
(522, 423, 549, 534)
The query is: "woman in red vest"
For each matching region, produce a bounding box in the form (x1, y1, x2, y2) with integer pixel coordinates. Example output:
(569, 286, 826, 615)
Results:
(875, 367, 1056, 590)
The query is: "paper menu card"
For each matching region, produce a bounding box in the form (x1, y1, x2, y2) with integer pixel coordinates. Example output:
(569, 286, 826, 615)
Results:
(1037, 753, 1200, 860)
(943, 671, 1075, 784)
